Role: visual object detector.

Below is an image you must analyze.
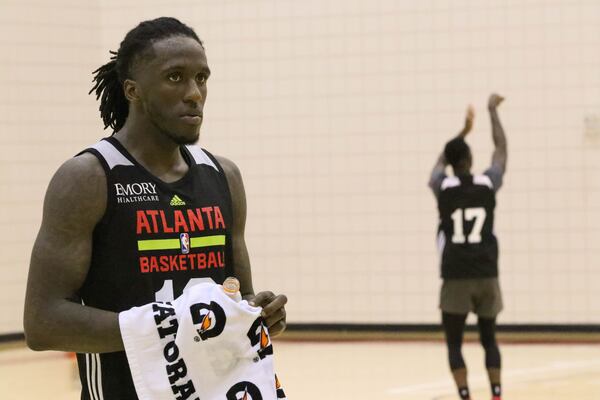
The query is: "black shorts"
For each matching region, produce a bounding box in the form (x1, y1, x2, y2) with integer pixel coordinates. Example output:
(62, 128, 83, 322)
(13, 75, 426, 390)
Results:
(439, 278, 503, 318)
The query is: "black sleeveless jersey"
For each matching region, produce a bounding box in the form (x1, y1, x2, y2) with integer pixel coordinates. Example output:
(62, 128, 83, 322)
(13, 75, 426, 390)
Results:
(75, 137, 234, 400)
(436, 173, 498, 279)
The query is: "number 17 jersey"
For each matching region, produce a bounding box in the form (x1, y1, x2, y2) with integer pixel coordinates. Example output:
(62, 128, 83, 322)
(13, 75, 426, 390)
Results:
(435, 173, 498, 280)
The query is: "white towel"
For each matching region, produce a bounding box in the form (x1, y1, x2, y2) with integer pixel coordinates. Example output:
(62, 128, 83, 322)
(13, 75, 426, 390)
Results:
(119, 282, 287, 400)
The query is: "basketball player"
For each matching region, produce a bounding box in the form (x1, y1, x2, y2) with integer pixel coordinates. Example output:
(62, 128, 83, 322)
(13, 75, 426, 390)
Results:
(428, 94, 507, 400)
(23, 17, 287, 399)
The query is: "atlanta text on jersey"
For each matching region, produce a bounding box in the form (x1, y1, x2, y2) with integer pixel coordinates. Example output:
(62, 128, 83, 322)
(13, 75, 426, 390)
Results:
(136, 206, 226, 234)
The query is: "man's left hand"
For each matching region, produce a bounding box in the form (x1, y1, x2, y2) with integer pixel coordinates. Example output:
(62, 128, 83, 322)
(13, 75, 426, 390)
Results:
(248, 291, 288, 337)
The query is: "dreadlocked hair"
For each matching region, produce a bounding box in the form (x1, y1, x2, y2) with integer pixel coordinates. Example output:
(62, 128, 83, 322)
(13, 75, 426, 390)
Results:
(89, 17, 203, 132)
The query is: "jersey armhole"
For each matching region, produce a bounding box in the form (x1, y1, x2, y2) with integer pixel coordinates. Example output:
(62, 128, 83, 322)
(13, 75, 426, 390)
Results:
(201, 148, 226, 175)
(201, 149, 234, 218)
(198, 149, 236, 278)
(429, 172, 446, 198)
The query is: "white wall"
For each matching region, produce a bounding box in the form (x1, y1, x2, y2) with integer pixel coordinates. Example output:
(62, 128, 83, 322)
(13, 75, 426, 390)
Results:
(0, 1, 104, 335)
(1, 0, 599, 334)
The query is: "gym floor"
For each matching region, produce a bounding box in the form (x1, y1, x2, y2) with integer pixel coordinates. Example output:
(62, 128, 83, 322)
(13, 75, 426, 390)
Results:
(1, 340, 599, 399)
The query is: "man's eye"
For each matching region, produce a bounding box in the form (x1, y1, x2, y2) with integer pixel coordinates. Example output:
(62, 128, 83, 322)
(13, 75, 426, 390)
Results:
(168, 73, 182, 82)
(196, 74, 207, 85)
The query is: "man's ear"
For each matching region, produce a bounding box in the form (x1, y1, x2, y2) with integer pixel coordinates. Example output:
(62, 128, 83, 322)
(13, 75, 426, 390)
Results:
(123, 79, 140, 102)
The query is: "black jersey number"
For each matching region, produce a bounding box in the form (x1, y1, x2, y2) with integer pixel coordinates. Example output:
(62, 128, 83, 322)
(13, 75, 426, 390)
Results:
(154, 278, 217, 302)
(450, 207, 486, 244)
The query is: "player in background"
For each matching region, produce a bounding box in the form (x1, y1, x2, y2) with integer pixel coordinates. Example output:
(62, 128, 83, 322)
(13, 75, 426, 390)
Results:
(428, 94, 507, 400)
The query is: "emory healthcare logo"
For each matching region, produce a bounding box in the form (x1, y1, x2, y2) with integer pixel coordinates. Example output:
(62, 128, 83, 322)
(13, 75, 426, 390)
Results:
(226, 382, 263, 400)
(189, 301, 226, 341)
(114, 182, 159, 204)
(247, 317, 273, 360)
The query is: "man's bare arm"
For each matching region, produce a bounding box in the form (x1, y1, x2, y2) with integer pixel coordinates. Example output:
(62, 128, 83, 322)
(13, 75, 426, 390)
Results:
(458, 105, 475, 139)
(215, 155, 254, 298)
(24, 154, 123, 353)
(215, 155, 288, 336)
(488, 93, 507, 173)
(428, 152, 448, 191)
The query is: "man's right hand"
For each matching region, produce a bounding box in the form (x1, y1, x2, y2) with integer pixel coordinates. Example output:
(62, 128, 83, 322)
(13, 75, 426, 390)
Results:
(488, 93, 505, 110)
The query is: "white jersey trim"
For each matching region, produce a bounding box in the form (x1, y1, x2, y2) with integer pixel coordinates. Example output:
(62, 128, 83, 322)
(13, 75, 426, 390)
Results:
(95, 353, 105, 400)
(185, 145, 219, 172)
(437, 230, 446, 275)
(85, 353, 105, 400)
(82, 298, 104, 400)
(437, 230, 446, 256)
(85, 353, 94, 400)
(440, 176, 461, 191)
(91, 140, 133, 170)
(474, 174, 494, 189)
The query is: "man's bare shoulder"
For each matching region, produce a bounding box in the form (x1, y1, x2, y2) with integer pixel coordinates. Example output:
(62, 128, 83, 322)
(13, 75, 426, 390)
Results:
(212, 154, 246, 217)
(58, 152, 105, 179)
(50, 153, 106, 198)
(43, 152, 107, 228)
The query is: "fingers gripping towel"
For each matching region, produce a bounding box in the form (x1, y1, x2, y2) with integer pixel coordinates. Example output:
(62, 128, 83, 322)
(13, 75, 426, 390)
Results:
(119, 282, 287, 400)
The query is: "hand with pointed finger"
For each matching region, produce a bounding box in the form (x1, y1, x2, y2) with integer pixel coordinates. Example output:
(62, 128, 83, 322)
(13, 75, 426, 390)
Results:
(248, 291, 288, 337)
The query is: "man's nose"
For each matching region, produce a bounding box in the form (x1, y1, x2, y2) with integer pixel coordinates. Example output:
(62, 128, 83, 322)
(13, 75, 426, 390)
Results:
(183, 79, 203, 103)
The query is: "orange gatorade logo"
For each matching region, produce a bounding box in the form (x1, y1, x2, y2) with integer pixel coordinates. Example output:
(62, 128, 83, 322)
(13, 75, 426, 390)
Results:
(189, 301, 226, 341)
(226, 382, 262, 400)
(275, 374, 286, 399)
(247, 317, 273, 359)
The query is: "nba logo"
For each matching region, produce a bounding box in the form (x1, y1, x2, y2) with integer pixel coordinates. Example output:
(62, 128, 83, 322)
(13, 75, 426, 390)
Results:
(180, 233, 190, 254)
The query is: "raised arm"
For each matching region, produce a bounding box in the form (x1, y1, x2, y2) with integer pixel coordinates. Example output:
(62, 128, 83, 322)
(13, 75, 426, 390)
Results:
(488, 93, 507, 173)
(428, 152, 448, 191)
(429, 105, 475, 191)
(215, 155, 288, 336)
(24, 154, 124, 353)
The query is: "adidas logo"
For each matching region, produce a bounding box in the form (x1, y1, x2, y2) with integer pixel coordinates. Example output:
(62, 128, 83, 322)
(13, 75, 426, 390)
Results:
(170, 195, 186, 206)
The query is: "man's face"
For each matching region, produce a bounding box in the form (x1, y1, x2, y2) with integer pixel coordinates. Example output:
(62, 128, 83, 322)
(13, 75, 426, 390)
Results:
(133, 35, 210, 145)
